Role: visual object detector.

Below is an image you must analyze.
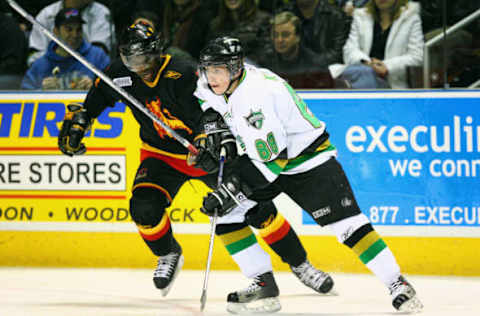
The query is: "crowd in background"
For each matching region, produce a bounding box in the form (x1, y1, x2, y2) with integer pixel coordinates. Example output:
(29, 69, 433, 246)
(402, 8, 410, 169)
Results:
(0, 0, 479, 90)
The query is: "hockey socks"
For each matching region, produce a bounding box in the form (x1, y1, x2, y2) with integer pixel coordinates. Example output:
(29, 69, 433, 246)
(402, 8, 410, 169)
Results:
(137, 212, 175, 256)
(329, 214, 400, 286)
(344, 223, 400, 285)
(218, 225, 273, 278)
(258, 213, 307, 267)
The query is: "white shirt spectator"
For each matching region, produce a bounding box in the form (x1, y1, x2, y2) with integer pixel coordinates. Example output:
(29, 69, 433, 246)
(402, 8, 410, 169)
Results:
(28, 0, 115, 66)
(341, 1, 424, 88)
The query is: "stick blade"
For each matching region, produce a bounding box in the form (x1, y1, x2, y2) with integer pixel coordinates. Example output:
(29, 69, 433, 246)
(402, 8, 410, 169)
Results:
(200, 290, 207, 311)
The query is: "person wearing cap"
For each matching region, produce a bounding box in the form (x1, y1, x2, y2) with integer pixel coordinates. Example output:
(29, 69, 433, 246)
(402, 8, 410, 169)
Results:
(21, 7, 110, 90)
(28, 0, 115, 66)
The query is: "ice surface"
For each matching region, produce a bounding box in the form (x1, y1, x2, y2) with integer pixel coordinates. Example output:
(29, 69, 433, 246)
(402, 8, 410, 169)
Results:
(1, 268, 479, 316)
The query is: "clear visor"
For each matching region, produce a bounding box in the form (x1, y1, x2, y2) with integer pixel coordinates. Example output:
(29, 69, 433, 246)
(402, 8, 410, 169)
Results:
(199, 61, 229, 75)
(120, 53, 156, 73)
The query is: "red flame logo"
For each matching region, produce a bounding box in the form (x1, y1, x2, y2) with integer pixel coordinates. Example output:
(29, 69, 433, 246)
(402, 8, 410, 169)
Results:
(145, 97, 192, 138)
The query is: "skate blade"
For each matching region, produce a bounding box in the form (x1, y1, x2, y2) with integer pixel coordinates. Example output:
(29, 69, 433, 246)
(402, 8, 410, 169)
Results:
(160, 255, 184, 297)
(399, 296, 424, 314)
(227, 297, 281, 314)
(323, 287, 339, 296)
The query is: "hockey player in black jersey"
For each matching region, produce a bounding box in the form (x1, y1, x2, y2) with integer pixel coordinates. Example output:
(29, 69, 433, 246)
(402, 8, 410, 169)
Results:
(57, 22, 333, 311)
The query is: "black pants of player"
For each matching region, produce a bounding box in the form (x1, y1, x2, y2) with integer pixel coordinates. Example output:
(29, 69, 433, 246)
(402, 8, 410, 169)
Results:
(250, 157, 362, 226)
(130, 157, 218, 255)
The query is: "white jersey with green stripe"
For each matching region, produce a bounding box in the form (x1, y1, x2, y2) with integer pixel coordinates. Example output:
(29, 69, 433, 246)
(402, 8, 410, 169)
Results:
(195, 64, 337, 183)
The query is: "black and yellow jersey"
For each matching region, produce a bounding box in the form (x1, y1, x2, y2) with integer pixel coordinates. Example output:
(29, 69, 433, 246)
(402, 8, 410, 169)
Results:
(84, 54, 202, 157)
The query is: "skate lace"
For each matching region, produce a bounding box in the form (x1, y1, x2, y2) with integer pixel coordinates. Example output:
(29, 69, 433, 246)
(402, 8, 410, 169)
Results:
(243, 276, 263, 293)
(389, 278, 407, 295)
(292, 261, 328, 289)
(153, 253, 178, 278)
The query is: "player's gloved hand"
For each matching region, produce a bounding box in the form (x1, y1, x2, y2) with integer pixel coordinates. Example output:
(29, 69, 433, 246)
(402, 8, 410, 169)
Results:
(217, 132, 237, 162)
(201, 175, 252, 217)
(200, 109, 237, 162)
(187, 134, 219, 173)
(58, 103, 92, 156)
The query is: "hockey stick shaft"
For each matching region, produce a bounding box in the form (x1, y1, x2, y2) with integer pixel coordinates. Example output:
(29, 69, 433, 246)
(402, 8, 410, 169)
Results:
(7, 0, 198, 155)
(200, 148, 226, 311)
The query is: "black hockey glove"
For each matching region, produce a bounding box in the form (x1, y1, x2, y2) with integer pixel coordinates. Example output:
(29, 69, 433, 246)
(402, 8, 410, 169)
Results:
(200, 110, 237, 163)
(188, 134, 219, 173)
(58, 103, 92, 156)
(201, 175, 252, 217)
(187, 110, 237, 173)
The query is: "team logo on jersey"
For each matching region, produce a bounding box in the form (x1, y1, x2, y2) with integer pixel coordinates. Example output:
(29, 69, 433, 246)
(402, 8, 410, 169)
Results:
(164, 70, 182, 79)
(245, 110, 265, 129)
(113, 76, 133, 87)
(146, 97, 193, 139)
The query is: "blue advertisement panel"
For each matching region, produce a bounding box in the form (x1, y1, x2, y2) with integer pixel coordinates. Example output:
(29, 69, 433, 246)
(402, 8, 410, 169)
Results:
(300, 91, 480, 227)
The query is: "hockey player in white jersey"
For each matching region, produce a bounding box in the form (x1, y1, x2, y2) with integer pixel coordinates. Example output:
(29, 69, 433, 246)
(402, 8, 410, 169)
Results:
(192, 36, 424, 313)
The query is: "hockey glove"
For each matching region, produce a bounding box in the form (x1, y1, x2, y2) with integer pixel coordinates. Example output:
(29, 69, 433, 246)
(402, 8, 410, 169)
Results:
(201, 175, 252, 217)
(58, 103, 92, 156)
(200, 110, 237, 162)
(186, 134, 219, 173)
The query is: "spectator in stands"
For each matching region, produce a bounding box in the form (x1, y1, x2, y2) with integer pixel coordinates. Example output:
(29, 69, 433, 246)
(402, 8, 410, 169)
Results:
(109, 0, 140, 46)
(258, 11, 333, 88)
(258, 0, 292, 13)
(207, 0, 271, 65)
(21, 8, 110, 90)
(336, 0, 424, 89)
(130, 10, 197, 66)
(0, 12, 28, 89)
(289, 0, 351, 66)
(28, 0, 115, 66)
(109, 0, 167, 48)
(328, 0, 368, 16)
(161, 0, 217, 60)
(1, 0, 55, 33)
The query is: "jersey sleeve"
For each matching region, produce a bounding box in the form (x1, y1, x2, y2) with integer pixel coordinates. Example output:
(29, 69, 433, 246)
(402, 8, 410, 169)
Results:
(241, 78, 325, 182)
(171, 63, 206, 135)
(272, 81, 309, 134)
(82, 61, 121, 119)
(271, 80, 327, 157)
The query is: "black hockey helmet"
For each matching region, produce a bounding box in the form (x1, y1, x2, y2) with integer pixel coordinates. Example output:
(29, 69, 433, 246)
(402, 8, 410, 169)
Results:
(199, 36, 244, 77)
(118, 21, 165, 72)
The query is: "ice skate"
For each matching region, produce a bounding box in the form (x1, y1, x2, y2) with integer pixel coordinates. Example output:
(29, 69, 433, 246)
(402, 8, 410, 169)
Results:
(153, 243, 184, 297)
(290, 259, 334, 294)
(389, 275, 423, 313)
(226, 271, 281, 314)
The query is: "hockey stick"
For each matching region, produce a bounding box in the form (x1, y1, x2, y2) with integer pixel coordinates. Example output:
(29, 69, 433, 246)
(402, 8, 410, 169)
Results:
(200, 148, 226, 311)
(7, 0, 198, 155)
